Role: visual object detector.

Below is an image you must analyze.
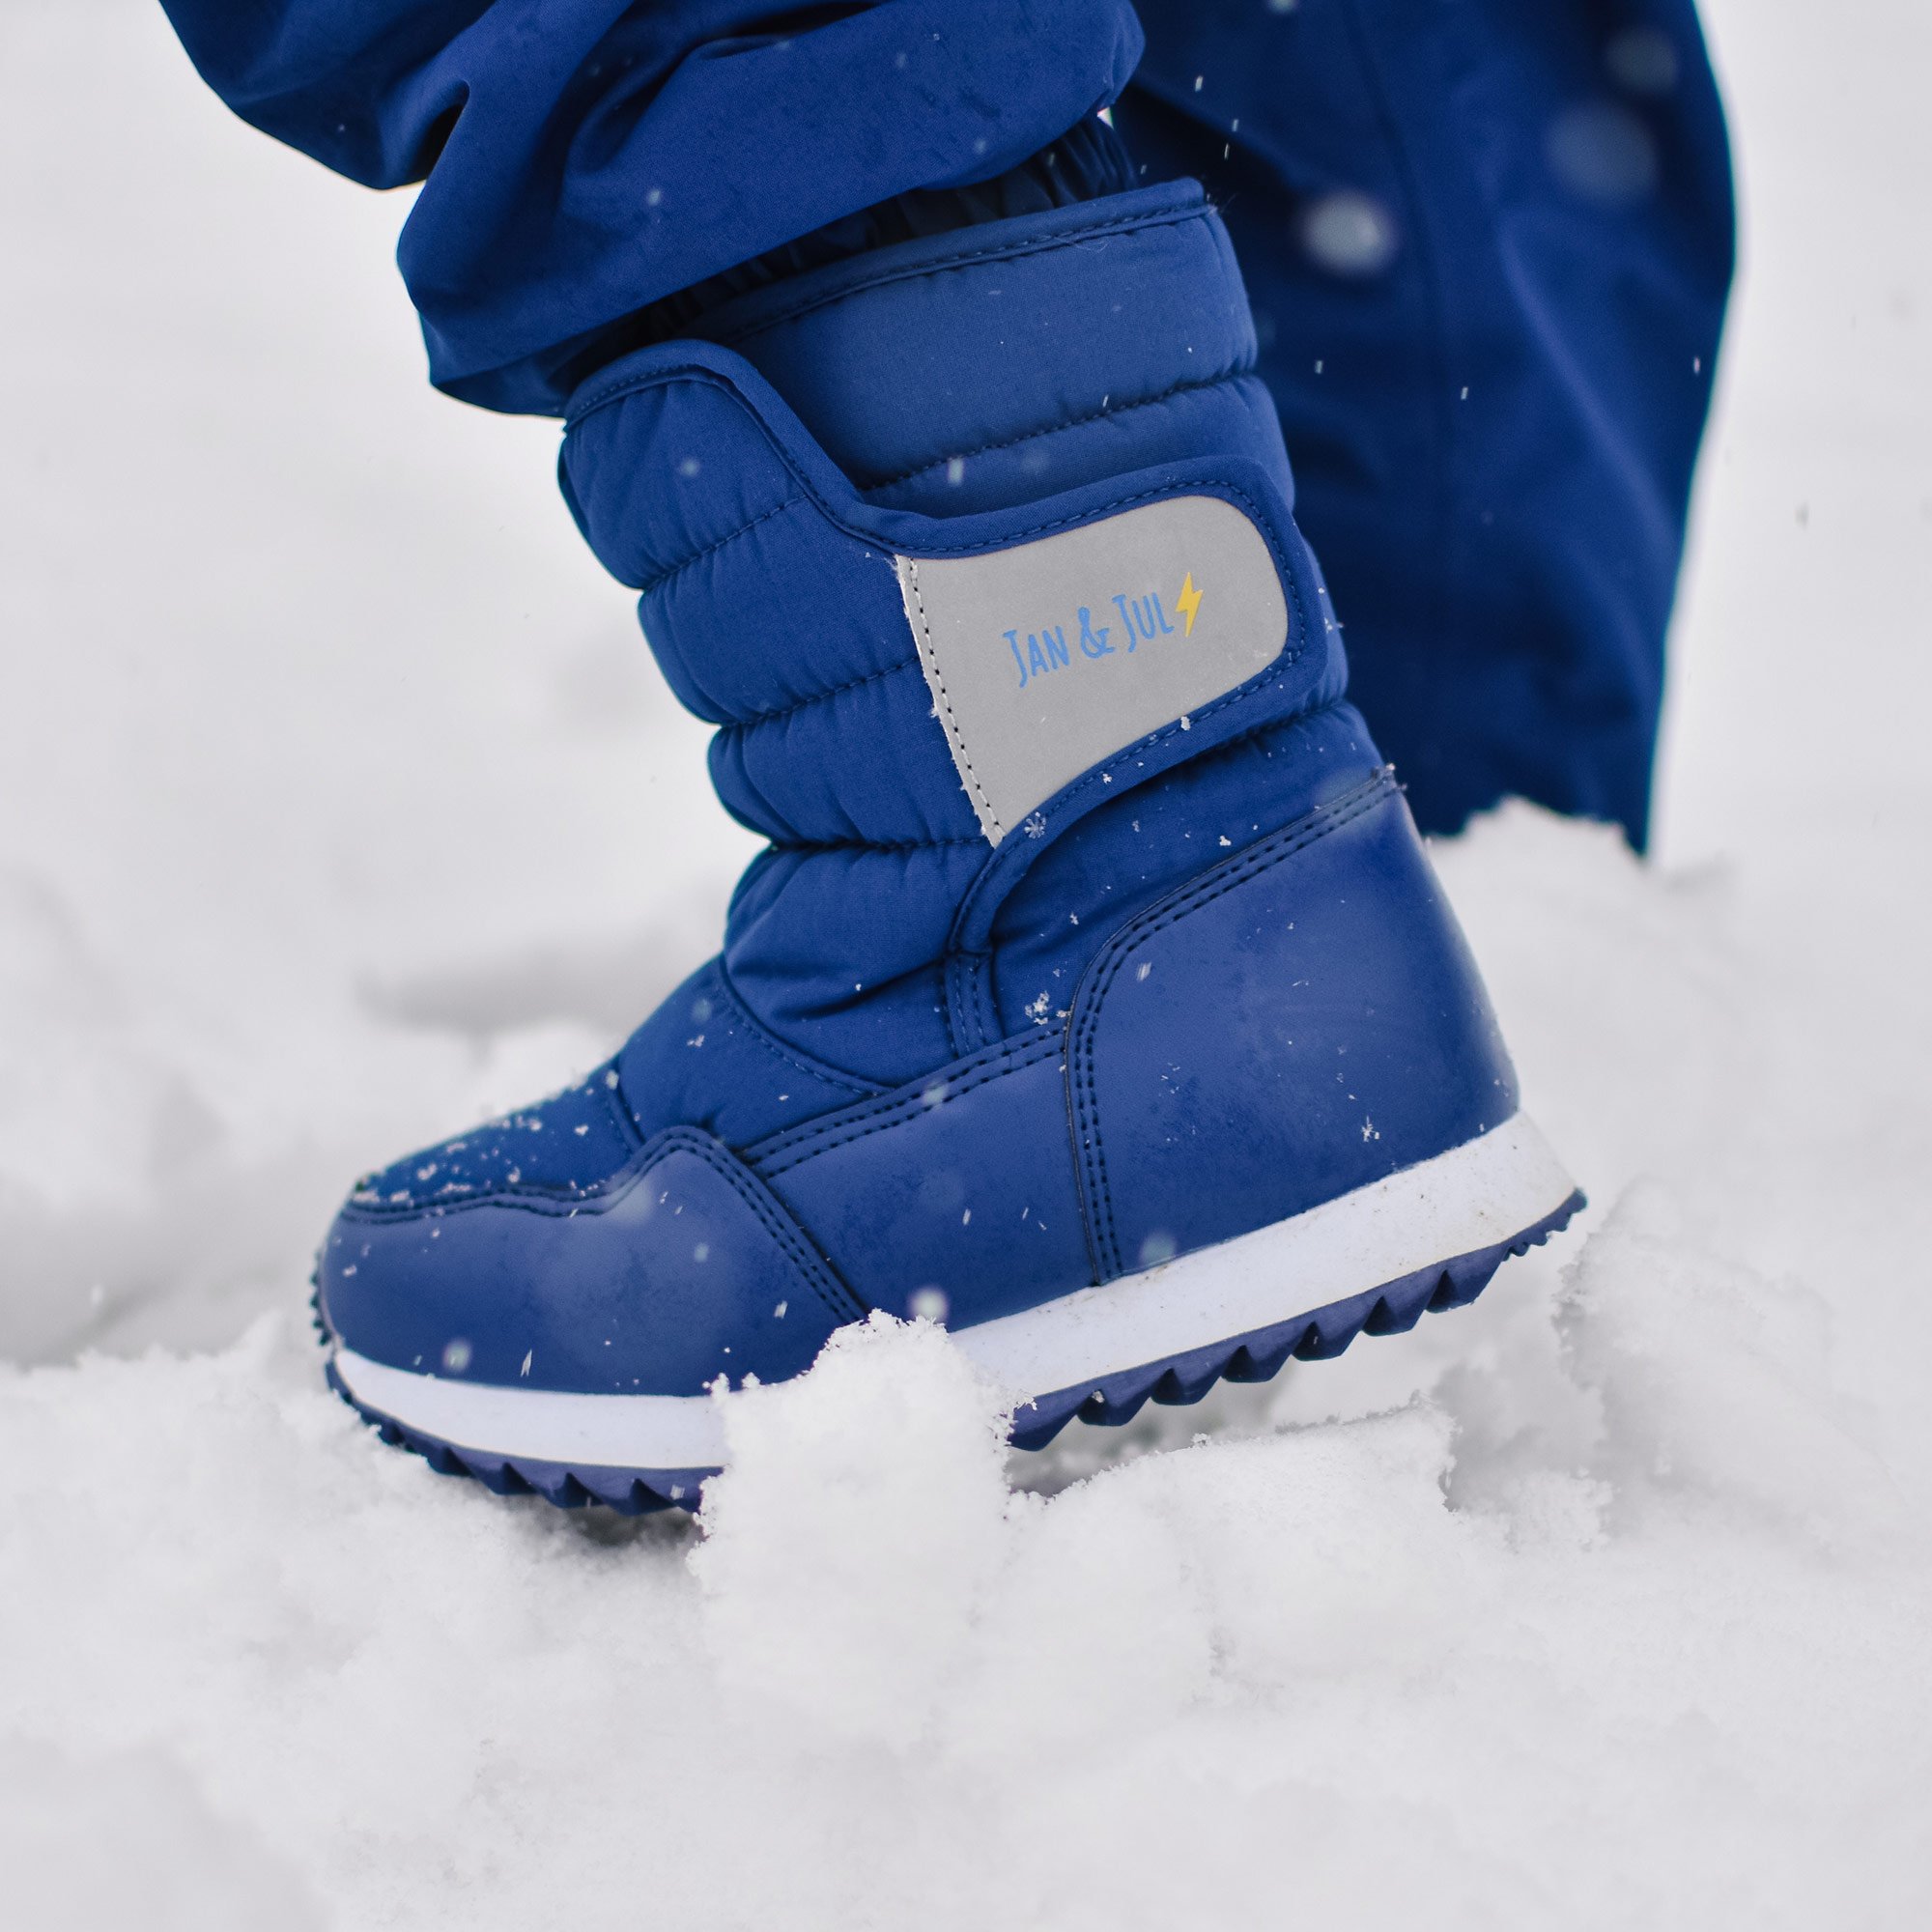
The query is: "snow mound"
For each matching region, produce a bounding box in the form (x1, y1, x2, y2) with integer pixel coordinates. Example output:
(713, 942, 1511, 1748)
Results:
(0, 1740, 323, 1932)
(6, 0, 1932, 1921)
(695, 1313, 1017, 1747)
(5, 1067, 1928, 1930)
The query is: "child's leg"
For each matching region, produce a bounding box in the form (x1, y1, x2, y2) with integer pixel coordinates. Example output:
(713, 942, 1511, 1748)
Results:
(1121, 0, 1735, 844)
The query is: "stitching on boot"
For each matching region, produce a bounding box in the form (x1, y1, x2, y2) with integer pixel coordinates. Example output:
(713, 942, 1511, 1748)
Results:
(969, 951, 1000, 1051)
(710, 961, 886, 1097)
(943, 950, 979, 1051)
(866, 372, 1246, 497)
(732, 655, 917, 726)
(669, 1128, 868, 1324)
(570, 367, 1288, 563)
(750, 1031, 1065, 1177)
(899, 555, 1004, 841)
(635, 495, 804, 596)
(1068, 770, 1399, 1280)
(344, 1127, 867, 1323)
(943, 491, 1316, 961)
(597, 1067, 647, 1152)
(765, 835, 984, 853)
(942, 947, 999, 1058)
(707, 202, 1220, 350)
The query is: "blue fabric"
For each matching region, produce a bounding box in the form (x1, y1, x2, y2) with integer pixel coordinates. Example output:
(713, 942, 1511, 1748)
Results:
(323, 1127, 865, 1394)
(748, 1031, 1087, 1330)
(158, 0, 1144, 412)
(696, 185, 1269, 505)
(318, 753, 1524, 1395)
(163, 0, 1616, 1448)
(158, 0, 1731, 838)
(737, 734, 1429, 1329)
(304, 175, 1450, 1399)
(1115, 0, 1734, 842)
(554, 198, 1349, 1087)
(351, 1057, 639, 1209)
(1068, 770, 1517, 1280)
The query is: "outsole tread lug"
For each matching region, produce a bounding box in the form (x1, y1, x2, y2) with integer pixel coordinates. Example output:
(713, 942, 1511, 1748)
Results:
(323, 1188, 1585, 1507)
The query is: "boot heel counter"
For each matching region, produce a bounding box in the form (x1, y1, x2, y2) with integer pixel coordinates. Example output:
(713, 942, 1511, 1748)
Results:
(1067, 773, 1519, 1281)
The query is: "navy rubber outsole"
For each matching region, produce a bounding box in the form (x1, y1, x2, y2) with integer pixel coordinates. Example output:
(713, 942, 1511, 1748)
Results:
(319, 1188, 1585, 1515)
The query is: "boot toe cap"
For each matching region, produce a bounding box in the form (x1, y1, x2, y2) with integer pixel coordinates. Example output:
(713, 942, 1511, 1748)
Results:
(315, 1072, 857, 1403)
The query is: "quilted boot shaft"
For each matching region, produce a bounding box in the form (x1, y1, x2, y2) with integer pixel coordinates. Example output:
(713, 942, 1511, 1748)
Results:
(560, 182, 1367, 1101)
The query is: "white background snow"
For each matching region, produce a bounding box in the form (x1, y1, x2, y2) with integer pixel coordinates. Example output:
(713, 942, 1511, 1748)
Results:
(2, 2, 1929, 1924)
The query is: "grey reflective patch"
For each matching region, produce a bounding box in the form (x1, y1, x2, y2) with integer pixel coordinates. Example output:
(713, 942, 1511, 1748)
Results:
(895, 495, 1288, 845)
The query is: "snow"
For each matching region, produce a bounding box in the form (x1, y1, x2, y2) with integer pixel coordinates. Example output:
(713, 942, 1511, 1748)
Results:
(2, 1, 1929, 1925)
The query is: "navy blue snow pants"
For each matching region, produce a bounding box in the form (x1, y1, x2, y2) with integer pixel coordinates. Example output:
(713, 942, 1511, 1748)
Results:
(159, 0, 1733, 846)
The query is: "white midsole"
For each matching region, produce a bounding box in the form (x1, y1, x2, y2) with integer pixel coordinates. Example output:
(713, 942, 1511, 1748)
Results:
(956, 1112, 1574, 1394)
(333, 1348, 732, 1477)
(331, 1113, 1576, 1476)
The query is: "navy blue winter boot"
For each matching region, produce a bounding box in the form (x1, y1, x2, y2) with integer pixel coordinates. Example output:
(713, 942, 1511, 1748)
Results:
(317, 183, 1581, 1509)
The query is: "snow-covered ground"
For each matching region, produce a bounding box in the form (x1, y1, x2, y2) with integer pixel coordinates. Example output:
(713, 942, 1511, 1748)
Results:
(2, 3, 1928, 1925)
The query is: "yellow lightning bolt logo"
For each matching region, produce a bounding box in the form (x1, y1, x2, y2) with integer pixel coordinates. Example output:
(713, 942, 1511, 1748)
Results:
(1175, 572, 1203, 637)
